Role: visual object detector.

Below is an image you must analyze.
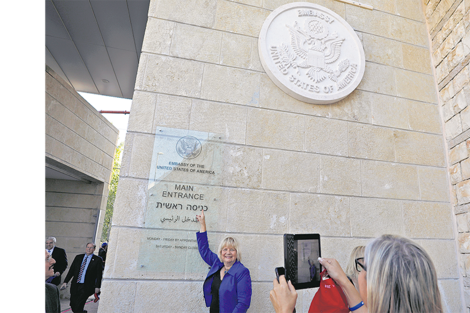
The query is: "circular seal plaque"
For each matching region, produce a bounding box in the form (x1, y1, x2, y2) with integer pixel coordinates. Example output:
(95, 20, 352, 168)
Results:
(176, 136, 202, 159)
(258, 2, 365, 104)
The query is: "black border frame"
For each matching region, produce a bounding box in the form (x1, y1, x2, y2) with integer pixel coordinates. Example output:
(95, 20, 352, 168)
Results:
(283, 233, 321, 290)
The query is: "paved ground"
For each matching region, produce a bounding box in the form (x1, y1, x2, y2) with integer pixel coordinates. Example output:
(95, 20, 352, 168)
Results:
(60, 296, 99, 313)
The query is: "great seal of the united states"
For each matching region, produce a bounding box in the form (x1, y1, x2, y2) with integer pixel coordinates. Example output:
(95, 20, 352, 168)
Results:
(258, 2, 365, 104)
(176, 136, 202, 159)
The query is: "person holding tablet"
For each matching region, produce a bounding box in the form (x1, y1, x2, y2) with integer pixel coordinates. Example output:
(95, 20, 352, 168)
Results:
(270, 234, 442, 313)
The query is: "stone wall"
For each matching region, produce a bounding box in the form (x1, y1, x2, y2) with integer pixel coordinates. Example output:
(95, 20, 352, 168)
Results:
(46, 66, 119, 185)
(100, 0, 464, 312)
(45, 65, 119, 286)
(423, 0, 470, 309)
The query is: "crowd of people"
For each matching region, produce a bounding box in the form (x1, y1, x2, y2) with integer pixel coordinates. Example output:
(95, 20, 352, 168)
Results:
(47, 210, 444, 313)
(194, 211, 443, 313)
(270, 235, 443, 313)
(45, 237, 107, 313)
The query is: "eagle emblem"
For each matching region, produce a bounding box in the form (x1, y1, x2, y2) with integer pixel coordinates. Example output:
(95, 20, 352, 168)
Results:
(176, 136, 202, 159)
(277, 18, 350, 83)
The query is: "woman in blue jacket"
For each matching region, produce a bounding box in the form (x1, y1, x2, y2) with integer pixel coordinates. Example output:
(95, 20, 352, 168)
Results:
(196, 210, 252, 313)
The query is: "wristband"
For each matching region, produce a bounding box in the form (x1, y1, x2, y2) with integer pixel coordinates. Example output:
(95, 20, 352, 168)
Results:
(349, 301, 364, 311)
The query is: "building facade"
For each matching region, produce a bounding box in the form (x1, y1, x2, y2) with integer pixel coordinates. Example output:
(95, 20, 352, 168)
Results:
(46, 66, 119, 296)
(96, 0, 469, 312)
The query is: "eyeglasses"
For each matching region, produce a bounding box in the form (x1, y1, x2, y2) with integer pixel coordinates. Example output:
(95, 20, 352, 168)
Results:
(355, 257, 366, 272)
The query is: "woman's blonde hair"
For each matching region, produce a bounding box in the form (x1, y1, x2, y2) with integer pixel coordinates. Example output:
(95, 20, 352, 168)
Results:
(217, 236, 241, 262)
(365, 235, 442, 313)
(344, 245, 365, 288)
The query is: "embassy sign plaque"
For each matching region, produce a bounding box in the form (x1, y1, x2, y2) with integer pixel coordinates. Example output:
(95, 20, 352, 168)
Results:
(258, 2, 365, 104)
(146, 127, 223, 230)
(138, 128, 225, 275)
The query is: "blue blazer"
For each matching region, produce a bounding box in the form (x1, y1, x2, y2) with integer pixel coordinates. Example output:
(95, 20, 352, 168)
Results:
(197, 231, 252, 313)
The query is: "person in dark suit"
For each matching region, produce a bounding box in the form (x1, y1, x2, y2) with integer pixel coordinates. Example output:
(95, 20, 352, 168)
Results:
(98, 242, 107, 267)
(61, 243, 103, 313)
(46, 237, 68, 286)
(45, 249, 61, 313)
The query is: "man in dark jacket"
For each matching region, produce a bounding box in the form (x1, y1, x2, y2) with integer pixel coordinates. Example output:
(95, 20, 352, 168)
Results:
(61, 243, 103, 313)
(98, 242, 107, 267)
(45, 249, 61, 313)
(46, 237, 68, 286)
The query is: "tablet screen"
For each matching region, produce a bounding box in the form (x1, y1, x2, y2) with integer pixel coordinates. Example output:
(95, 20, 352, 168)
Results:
(284, 233, 321, 289)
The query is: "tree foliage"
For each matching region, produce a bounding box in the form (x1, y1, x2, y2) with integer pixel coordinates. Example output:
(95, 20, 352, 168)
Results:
(101, 142, 124, 243)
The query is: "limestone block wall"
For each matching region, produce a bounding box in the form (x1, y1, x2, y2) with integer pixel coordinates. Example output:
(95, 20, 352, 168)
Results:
(45, 65, 119, 265)
(46, 66, 119, 184)
(101, 0, 463, 312)
(423, 0, 470, 309)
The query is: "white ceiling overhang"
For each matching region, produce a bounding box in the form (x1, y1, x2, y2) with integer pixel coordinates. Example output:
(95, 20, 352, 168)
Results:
(45, 0, 150, 99)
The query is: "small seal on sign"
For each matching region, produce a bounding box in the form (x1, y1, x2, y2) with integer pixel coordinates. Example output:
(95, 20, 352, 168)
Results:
(176, 136, 202, 159)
